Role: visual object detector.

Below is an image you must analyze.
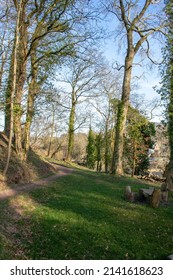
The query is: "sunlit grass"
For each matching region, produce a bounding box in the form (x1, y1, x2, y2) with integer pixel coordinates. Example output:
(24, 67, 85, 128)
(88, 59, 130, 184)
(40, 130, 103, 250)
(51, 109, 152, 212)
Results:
(0, 168, 173, 260)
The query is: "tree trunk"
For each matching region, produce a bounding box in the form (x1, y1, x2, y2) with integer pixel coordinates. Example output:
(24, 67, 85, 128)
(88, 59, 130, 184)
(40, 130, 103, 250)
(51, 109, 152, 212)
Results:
(165, 161, 173, 191)
(164, 0, 173, 191)
(165, 84, 173, 191)
(3, 0, 22, 175)
(4, 1, 28, 157)
(51, 144, 62, 159)
(13, 2, 28, 159)
(23, 77, 38, 160)
(109, 0, 159, 175)
(66, 91, 76, 161)
(105, 98, 112, 173)
(23, 92, 35, 159)
(4, 47, 15, 137)
(47, 109, 55, 157)
(104, 121, 109, 173)
(23, 44, 38, 160)
(111, 51, 134, 175)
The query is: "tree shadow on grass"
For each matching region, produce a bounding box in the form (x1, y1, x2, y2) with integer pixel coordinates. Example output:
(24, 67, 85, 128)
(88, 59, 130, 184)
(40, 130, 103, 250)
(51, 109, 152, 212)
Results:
(25, 172, 173, 260)
(0, 170, 173, 260)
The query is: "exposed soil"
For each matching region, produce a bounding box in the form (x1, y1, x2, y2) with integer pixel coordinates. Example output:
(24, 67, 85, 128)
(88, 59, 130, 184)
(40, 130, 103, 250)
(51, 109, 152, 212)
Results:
(0, 164, 74, 201)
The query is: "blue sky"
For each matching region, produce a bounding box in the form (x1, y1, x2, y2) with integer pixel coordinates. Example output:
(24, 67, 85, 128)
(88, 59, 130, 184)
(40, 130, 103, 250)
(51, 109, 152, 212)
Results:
(99, 0, 165, 122)
(0, 0, 166, 131)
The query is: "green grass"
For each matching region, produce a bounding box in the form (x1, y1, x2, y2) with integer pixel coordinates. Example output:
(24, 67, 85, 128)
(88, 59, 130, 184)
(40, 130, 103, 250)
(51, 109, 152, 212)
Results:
(0, 168, 173, 260)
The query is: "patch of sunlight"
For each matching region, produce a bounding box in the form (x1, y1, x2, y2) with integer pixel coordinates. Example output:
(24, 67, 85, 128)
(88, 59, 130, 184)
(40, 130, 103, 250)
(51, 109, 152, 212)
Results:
(37, 206, 91, 226)
(9, 195, 38, 216)
(112, 205, 142, 220)
(94, 179, 114, 186)
(87, 192, 108, 200)
(70, 190, 107, 202)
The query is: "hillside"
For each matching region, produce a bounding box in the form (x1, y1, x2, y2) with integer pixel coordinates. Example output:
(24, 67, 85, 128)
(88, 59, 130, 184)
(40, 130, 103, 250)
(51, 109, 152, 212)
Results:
(0, 135, 56, 189)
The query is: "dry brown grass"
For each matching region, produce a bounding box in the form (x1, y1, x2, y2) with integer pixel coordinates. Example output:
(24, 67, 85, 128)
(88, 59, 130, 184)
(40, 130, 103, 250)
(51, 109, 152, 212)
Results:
(0, 147, 56, 188)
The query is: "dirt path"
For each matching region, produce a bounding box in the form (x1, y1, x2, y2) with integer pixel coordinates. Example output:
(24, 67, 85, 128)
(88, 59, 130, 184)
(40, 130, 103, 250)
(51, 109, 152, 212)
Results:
(0, 164, 74, 201)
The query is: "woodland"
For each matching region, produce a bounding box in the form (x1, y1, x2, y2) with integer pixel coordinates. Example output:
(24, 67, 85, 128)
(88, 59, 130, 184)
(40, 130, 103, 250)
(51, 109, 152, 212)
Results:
(0, 0, 173, 260)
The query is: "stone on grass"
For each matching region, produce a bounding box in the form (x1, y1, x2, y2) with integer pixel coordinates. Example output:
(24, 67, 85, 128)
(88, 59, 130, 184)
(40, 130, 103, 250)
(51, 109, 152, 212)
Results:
(124, 186, 136, 202)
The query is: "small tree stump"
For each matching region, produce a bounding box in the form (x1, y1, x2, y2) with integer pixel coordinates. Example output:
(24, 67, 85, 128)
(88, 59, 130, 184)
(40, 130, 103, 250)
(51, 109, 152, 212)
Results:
(139, 188, 154, 202)
(150, 189, 161, 208)
(161, 183, 168, 202)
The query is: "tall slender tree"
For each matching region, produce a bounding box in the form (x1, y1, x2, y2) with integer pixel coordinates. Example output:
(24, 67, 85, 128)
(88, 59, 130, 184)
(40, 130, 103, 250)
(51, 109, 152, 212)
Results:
(86, 126, 96, 169)
(95, 132, 103, 171)
(3, 0, 22, 175)
(106, 0, 166, 175)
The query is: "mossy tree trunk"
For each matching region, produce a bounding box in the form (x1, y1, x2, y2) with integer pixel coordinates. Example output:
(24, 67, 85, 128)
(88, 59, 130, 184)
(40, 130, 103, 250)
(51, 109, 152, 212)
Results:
(86, 126, 96, 169)
(4, 46, 15, 138)
(3, 0, 23, 175)
(104, 100, 112, 173)
(23, 44, 39, 160)
(104, 120, 110, 173)
(66, 90, 76, 161)
(13, 1, 28, 159)
(166, 78, 173, 191)
(111, 49, 134, 174)
(4, 1, 28, 159)
(95, 132, 102, 172)
(161, 0, 173, 191)
(165, 50, 173, 191)
(167, 0, 173, 191)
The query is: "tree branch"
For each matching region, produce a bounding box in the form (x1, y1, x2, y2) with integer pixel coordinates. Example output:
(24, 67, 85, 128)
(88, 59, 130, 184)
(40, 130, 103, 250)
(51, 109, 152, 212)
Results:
(119, 0, 129, 30)
(112, 61, 125, 71)
(132, 0, 152, 27)
(145, 38, 163, 65)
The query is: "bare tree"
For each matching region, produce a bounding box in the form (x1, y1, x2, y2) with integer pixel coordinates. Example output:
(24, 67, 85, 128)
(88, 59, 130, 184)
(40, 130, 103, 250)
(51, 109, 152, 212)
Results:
(90, 68, 122, 172)
(56, 52, 103, 161)
(105, 0, 166, 175)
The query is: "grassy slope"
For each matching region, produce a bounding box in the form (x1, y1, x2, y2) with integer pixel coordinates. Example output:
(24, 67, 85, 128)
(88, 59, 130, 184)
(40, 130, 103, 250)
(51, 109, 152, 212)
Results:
(0, 167, 173, 260)
(0, 150, 55, 188)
